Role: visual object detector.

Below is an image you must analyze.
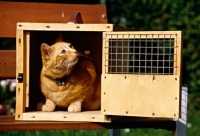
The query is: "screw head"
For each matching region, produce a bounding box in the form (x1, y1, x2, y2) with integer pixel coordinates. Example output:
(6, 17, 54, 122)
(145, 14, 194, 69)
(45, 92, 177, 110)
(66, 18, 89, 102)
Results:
(102, 14, 107, 19)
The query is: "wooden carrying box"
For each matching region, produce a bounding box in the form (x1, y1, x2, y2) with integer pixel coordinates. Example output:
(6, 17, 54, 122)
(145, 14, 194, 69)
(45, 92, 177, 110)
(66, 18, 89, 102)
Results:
(15, 22, 182, 122)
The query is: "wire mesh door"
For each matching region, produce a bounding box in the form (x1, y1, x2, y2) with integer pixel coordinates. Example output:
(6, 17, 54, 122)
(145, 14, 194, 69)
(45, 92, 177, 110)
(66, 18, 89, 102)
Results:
(102, 31, 182, 76)
(101, 31, 182, 118)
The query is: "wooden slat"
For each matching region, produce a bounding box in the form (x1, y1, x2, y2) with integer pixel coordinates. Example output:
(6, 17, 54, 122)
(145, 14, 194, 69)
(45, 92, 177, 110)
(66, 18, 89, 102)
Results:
(25, 32, 30, 108)
(15, 29, 26, 120)
(103, 31, 179, 39)
(16, 23, 121, 31)
(0, 50, 16, 79)
(102, 33, 109, 74)
(0, 1, 107, 38)
(175, 31, 183, 77)
(0, 115, 176, 131)
(22, 111, 111, 122)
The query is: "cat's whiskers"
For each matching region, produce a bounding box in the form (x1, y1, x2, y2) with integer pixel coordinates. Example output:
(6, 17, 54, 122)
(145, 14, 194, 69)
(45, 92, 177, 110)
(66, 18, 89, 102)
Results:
(78, 53, 93, 61)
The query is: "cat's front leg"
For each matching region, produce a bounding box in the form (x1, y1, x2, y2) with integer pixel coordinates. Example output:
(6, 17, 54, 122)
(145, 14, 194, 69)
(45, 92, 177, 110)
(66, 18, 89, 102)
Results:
(68, 100, 82, 112)
(42, 98, 56, 112)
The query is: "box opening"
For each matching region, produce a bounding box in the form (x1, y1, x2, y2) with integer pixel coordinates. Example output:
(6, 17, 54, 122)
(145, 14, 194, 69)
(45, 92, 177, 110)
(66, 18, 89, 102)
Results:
(27, 31, 103, 111)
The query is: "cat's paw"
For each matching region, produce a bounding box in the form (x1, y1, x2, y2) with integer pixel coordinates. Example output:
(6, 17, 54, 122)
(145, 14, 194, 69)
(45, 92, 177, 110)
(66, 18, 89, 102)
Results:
(42, 104, 55, 112)
(68, 103, 81, 112)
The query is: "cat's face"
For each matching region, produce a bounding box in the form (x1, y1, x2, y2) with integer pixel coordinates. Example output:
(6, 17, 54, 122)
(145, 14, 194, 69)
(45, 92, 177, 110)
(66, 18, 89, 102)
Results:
(41, 42, 78, 75)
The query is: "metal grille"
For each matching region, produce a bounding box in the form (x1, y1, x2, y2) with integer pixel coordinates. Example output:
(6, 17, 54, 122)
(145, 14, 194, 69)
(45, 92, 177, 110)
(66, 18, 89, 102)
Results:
(104, 33, 178, 75)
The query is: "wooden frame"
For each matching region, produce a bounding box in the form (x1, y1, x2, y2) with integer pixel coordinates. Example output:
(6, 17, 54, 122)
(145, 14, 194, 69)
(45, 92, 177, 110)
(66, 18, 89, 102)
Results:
(15, 23, 182, 121)
(15, 22, 128, 122)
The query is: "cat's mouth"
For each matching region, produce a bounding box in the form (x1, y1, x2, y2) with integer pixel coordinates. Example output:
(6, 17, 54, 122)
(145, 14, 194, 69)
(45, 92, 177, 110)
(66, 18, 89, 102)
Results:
(65, 55, 78, 68)
(70, 56, 78, 65)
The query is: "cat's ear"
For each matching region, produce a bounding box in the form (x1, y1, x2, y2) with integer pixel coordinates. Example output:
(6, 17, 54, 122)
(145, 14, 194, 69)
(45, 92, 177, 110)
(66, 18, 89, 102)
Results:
(41, 43, 50, 60)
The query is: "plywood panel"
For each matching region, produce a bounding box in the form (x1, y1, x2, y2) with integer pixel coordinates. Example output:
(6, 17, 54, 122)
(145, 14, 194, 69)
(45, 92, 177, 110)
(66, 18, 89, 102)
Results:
(0, 1, 107, 37)
(101, 74, 180, 118)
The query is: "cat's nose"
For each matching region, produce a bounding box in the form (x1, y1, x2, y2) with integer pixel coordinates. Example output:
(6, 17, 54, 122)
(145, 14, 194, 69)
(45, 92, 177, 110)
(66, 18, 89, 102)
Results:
(74, 50, 78, 55)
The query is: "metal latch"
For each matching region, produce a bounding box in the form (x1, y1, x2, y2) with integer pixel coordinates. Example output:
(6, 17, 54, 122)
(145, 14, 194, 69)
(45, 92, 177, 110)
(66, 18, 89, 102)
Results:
(17, 73, 23, 83)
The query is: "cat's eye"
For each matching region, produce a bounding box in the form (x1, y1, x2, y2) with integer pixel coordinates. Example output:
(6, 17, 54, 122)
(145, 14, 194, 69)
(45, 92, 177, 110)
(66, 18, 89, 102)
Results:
(69, 44, 74, 48)
(60, 50, 66, 54)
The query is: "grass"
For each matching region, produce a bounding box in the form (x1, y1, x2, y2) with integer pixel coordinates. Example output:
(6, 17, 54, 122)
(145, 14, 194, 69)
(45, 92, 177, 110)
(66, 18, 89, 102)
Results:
(0, 128, 172, 136)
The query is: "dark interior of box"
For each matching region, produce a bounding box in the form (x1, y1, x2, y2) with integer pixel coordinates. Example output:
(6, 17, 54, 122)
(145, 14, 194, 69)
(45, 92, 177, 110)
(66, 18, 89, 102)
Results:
(27, 31, 102, 111)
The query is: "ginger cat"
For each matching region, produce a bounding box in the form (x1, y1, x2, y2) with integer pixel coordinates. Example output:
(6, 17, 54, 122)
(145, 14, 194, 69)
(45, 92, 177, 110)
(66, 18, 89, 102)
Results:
(40, 37, 101, 112)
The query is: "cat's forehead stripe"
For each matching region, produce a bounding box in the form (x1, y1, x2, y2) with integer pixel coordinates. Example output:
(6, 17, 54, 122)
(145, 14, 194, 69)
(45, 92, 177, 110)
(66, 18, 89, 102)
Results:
(56, 42, 71, 49)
